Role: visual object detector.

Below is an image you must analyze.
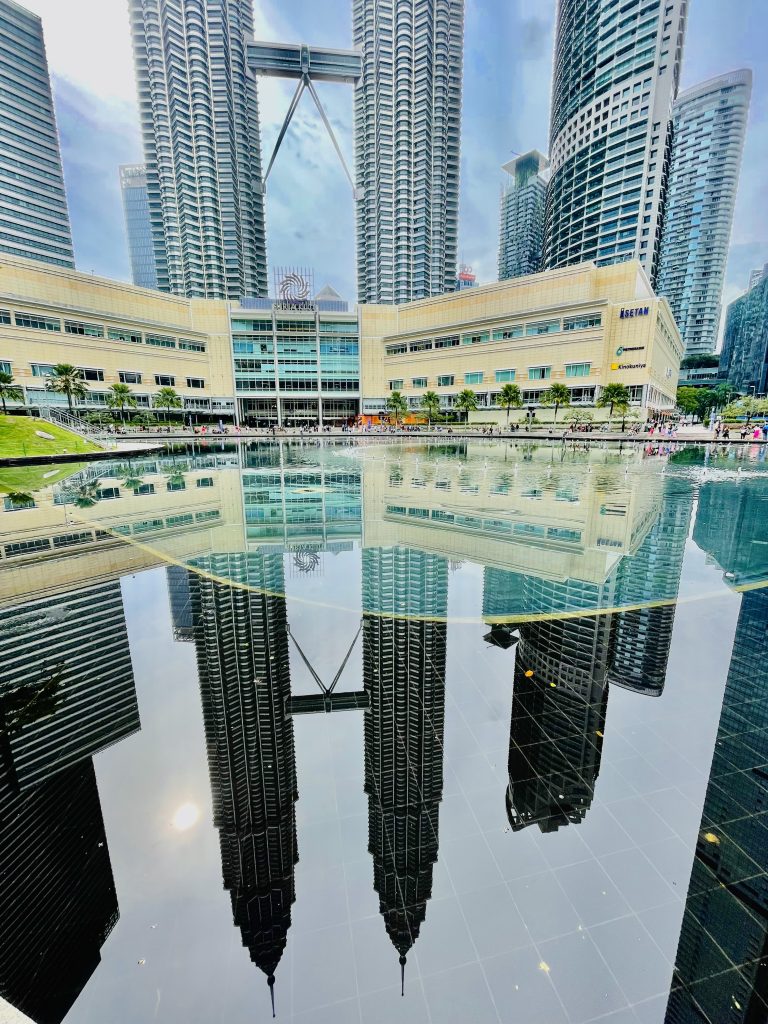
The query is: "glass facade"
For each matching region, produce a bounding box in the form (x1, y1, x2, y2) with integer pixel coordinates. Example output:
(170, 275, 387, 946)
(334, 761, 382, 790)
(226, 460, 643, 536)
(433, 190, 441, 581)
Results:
(498, 151, 549, 280)
(119, 165, 158, 290)
(545, 0, 688, 286)
(719, 276, 768, 397)
(0, 0, 74, 268)
(657, 71, 752, 357)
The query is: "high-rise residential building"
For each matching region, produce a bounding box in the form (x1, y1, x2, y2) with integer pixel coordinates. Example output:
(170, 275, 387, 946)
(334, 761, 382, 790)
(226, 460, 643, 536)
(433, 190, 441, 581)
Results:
(353, 0, 464, 304)
(187, 553, 297, 1016)
(455, 264, 478, 290)
(498, 151, 549, 281)
(128, 0, 267, 300)
(657, 70, 752, 357)
(545, 0, 688, 286)
(719, 275, 768, 396)
(362, 547, 447, 988)
(0, 0, 74, 269)
(748, 262, 768, 290)
(119, 164, 158, 290)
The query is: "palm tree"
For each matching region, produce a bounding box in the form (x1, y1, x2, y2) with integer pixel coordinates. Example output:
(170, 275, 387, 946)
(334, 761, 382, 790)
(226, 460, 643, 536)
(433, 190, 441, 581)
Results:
(74, 480, 101, 509)
(0, 371, 23, 414)
(386, 390, 408, 426)
(597, 382, 631, 427)
(497, 382, 522, 425)
(540, 382, 571, 423)
(106, 382, 137, 423)
(420, 390, 441, 426)
(154, 386, 183, 424)
(454, 389, 478, 424)
(45, 364, 88, 413)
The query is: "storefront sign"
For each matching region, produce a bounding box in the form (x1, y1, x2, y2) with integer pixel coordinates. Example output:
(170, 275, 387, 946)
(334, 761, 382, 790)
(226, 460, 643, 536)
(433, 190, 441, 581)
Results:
(616, 346, 645, 355)
(619, 306, 649, 318)
(611, 362, 647, 370)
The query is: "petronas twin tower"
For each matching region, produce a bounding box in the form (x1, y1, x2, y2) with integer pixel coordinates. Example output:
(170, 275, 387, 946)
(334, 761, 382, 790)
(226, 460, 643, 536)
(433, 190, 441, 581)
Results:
(129, 0, 464, 304)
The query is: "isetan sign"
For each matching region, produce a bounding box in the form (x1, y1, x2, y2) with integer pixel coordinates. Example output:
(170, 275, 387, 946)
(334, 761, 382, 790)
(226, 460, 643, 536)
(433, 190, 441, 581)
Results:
(619, 306, 649, 318)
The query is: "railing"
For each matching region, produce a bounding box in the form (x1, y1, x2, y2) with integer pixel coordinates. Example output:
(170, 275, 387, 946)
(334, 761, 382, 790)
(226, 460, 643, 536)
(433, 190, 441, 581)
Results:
(38, 405, 110, 447)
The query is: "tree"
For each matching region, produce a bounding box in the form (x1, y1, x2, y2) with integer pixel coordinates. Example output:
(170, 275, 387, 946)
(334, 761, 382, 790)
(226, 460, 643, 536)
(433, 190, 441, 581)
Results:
(106, 382, 137, 423)
(154, 386, 182, 423)
(563, 408, 594, 428)
(420, 390, 441, 426)
(598, 383, 631, 428)
(454, 389, 478, 423)
(0, 371, 23, 414)
(45, 364, 88, 413)
(675, 386, 701, 418)
(497, 382, 522, 425)
(540, 382, 571, 423)
(385, 390, 408, 425)
(74, 480, 101, 509)
(681, 353, 720, 369)
(696, 388, 719, 420)
(714, 383, 735, 409)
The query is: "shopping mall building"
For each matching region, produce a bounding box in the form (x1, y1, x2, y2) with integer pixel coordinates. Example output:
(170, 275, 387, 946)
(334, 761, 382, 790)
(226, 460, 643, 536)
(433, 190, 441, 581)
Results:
(0, 256, 681, 426)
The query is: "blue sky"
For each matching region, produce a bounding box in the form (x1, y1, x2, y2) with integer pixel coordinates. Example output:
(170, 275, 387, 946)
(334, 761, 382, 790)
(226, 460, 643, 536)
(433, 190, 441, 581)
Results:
(24, 0, 768, 325)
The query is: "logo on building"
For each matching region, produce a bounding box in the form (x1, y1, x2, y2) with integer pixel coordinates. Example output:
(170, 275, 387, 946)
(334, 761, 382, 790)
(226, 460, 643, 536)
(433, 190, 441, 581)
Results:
(619, 306, 649, 318)
(615, 346, 645, 355)
(611, 362, 647, 370)
(273, 266, 316, 310)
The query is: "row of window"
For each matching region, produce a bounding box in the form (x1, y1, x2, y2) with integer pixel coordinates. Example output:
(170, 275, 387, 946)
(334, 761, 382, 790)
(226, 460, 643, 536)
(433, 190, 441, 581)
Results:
(383, 504, 583, 544)
(388, 363, 592, 390)
(383, 314, 603, 356)
(1, 309, 207, 352)
(21, 363, 205, 389)
(231, 319, 358, 335)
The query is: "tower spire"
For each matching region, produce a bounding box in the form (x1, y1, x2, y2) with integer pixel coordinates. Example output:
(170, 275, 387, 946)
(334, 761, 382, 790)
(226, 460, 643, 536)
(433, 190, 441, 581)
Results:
(268, 974, 275, 1018)
(400, 954, 407, 996)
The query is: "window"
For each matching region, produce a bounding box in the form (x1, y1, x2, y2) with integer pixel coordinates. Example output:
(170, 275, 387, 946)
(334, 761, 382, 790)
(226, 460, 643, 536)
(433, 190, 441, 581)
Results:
(15, 312, 60, 332)
(525, 320, 560, 336)
(186, 377, 205, 389)
(434, 335, 459, 349)
(119, 371, 142, 384)
(109, 328, 142, 344)
(386, 344, 407, 355)
(4, 494, 35, 511)
(437, 375, 455, 387)
(409, 340, 432, 352)
(146, 334, 175, 348)
(78, 368, 104, 382)
(462, 331, 489, 345)
(528, 366, 551, 381)
(565, 363, 591, 378)
(464, 372, 483, 385)
(166, 480, 186, 492)
(31, 363, 55, 377)
(0, 360, 10, 374)
(0, 310, 10, 324)
(495, 369, 516, 383)
(563, 314, 601, 331)
(97, 487, 120, 500)
(388, 379, 403, 390)
(133, 483, 155, 496)
(179, 340, 206, 352)
(492, 326, 523, 340)
(65, 320, 104, 338)
(196, 477, 214, 488)
(231, 319, 272, 332)
(411, 377, 427, 388)
(154, 374, 175, 387)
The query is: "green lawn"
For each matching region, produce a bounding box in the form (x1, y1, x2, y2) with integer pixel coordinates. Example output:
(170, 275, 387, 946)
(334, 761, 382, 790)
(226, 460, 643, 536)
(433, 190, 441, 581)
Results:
(0, 462, 87, 495)
(0, 414, 101, 459)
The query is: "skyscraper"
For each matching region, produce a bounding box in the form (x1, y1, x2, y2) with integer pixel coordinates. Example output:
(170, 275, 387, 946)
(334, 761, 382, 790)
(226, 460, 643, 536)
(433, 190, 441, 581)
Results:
(353, 0, 464, 304)
(719, 275, 768, 397)
(119, 164, 158, 290)
(0, 0, 74, 269)
(498, 151, 549, 281)
(657, 70, 752, 357)
(128, 0, 267, 299)
(748, 262, 768, 290)
(187, 554, 297, 1015)
(545, 0, 688, 286)
(362, 547, 447, 988)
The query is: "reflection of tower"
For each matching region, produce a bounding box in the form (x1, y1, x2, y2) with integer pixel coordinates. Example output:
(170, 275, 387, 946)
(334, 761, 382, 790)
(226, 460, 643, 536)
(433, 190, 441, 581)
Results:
(188, 553, 297, 1014)
(166, 565, 198, 642)
(362, 548, 447, 989)
(0, 760, 118, 1024)
(609, 482, 693, 696)
(665, 590, 768, 1023)
(506, 576, 615, 832)
(0, 581, 140, 788)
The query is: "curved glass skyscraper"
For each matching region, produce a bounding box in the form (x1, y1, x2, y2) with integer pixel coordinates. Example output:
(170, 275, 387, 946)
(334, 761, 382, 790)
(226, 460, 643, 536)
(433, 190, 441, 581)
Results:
(545, 0, 688, 286)
(129, 0, 267, 299)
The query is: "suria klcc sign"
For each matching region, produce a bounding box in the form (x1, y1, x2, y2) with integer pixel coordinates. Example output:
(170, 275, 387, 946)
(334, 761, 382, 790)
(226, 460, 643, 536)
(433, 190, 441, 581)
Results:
(619, 306, 649, 318)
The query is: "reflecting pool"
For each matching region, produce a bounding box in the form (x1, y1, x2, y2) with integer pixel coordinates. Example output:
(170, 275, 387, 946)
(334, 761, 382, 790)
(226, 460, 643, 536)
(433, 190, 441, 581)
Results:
(1, 439, 767, 1023)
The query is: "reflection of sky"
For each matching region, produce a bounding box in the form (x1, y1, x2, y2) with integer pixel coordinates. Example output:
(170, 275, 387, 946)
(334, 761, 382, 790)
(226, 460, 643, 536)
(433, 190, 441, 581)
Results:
(62, 540, 743, 1023)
